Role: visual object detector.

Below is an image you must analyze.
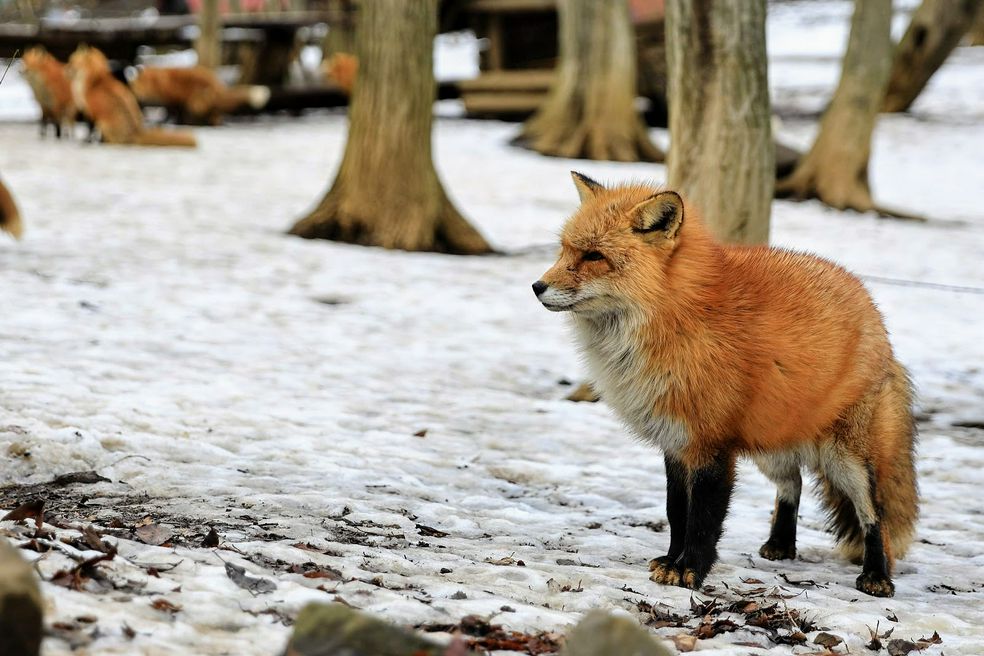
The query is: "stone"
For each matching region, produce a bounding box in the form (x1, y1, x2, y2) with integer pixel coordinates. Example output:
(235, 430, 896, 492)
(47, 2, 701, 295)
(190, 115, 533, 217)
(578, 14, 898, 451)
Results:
(283, 603, 445, 656)
(561, 610, 672, 656)
(0, 538, 43, 656)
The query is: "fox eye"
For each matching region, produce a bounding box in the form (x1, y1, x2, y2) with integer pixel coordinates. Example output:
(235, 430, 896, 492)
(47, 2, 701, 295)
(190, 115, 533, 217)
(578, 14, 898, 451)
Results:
(583, 250, 605, 262)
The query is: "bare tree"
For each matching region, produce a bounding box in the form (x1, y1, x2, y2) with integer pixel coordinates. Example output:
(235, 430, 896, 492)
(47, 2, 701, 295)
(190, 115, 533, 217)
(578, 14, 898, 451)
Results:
(197, 0, 221, 69)
(882, 0, 983, 112)
(777, 0, 898, 215)
(666, 0, 773, 244)
(516, 0, 662, 162)
(289, 0, 492, 254)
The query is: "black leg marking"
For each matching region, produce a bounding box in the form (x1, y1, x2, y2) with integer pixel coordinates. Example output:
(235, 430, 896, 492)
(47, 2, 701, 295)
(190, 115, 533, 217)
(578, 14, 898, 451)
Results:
(857, 466, 894, 597)
(760, 496, 799, 560)
(649, 455, 688, 576)
(651, 453, 734, 589)
(665, 454, 688, 560)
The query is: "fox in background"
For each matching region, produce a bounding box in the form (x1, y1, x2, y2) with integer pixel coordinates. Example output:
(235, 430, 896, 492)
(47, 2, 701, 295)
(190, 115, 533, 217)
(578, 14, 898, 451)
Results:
(67, 45, 196, 147)
(20, 46, 78, 139)
(126, 66, 269, 126)
(533, 173, 918, 598)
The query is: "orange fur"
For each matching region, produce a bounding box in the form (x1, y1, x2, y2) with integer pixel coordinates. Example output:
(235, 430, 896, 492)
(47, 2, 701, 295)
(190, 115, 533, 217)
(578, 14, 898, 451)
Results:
(21, 46, 77, 137)
(129, 66, 268, 125)
(537, 176, 917, 583)
(67, 46, 197, 148)
(0, 176, 23, 240)
(322, 52, 358, 95)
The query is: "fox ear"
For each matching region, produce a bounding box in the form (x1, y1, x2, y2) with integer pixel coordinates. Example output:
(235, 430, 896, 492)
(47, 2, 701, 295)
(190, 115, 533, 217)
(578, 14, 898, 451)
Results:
(632, 191, 684, 240)
(571, 171, 603, 203)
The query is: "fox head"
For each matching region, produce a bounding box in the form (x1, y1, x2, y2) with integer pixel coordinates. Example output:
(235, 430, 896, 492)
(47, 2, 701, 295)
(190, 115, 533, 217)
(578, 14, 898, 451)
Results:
(533, 172, 689, 315)
(66, 45, 110, 82)
(21, 46, 52, 71)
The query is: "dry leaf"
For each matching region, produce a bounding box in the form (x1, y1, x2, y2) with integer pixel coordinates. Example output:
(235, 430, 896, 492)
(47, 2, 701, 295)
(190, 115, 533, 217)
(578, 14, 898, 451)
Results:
(814, 632, 844, 648)
(201, 527, 220, 548)
(225, 561, 276, 594)
(134, 523, 173, 546)
(150, 598, 182, 614)
(671, 634, 698, 652)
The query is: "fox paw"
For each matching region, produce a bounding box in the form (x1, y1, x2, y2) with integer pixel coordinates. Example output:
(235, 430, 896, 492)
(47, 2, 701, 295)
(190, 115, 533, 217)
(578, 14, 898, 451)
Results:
(649, 560, 702, 589)
(856, 571, 895, 598)
(758, 541, 796, 561)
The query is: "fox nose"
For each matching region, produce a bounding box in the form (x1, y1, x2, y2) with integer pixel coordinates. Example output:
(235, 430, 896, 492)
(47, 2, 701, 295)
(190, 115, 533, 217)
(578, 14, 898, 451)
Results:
(532, 280, 548, 297)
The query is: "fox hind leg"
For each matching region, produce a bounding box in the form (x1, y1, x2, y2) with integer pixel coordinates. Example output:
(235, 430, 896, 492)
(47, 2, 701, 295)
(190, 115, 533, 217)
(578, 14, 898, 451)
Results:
(753, 453, 802, 561)
(820, 444, 894, 597)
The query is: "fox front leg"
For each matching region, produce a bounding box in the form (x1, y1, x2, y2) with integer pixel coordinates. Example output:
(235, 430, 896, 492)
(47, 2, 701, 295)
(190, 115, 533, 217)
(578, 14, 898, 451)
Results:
(650, 452, 735, 589)
(649, 454, 688, 579)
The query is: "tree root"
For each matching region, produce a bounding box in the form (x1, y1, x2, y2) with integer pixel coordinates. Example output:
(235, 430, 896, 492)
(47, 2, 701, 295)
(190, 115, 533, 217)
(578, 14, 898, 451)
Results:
(515, 119, 663, 163)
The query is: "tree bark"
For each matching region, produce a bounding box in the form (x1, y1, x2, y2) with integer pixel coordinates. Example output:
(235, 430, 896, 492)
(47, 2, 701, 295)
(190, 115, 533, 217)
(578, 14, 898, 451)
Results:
(289, 0, 491, 254)
(972, 3, 984, 45)
(776, 0, 892, 213)
(517, 0, 663, 162)
(882, 0, 983, 112)
(197, 0, 221, 69)
(665, 0, 773, 244)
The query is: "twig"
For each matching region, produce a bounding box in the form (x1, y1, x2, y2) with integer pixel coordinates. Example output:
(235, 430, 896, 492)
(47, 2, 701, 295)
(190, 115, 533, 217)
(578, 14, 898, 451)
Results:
(0, 50, 18, 86)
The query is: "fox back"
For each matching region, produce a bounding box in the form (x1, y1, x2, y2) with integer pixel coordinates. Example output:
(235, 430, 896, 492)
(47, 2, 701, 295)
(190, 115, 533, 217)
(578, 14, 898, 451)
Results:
(536, 176, 893, 460)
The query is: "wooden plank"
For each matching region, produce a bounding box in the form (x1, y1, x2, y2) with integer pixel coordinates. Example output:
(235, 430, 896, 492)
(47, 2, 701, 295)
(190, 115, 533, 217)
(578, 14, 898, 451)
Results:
(468, 0, 556, 12)
(462, 91, 546, 114)
(458, 69, 554, 92)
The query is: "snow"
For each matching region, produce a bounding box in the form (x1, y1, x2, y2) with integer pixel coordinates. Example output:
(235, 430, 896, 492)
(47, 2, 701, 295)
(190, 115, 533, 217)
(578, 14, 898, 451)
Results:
(2, 3, 983, 655)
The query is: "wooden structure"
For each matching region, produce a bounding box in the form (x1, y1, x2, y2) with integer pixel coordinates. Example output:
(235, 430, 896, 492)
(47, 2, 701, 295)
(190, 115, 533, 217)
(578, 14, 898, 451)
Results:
(457, 0, 668, 124)
(0, 11, 331, 85)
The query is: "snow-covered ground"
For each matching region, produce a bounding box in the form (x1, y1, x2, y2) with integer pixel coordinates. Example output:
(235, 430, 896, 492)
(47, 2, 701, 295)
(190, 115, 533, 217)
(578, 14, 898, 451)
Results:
(1, 3, 983, 655)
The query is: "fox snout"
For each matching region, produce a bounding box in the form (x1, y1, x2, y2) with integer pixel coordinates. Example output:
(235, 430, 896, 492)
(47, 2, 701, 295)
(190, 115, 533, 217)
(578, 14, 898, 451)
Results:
(532, 280, 580, 312)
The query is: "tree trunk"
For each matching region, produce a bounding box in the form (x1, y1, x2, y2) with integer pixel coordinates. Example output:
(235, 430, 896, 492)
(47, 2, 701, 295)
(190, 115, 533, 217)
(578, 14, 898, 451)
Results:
(972, 3, 984, 45)
(882, 0, 983, 112)
(196, 0, 221, 69)
(776, 0, 892, 213)
(517, 0, 663, 162)
(665, 0, 773, 244)
(289, 0, 492, 254)
(323, 0, 357, 59)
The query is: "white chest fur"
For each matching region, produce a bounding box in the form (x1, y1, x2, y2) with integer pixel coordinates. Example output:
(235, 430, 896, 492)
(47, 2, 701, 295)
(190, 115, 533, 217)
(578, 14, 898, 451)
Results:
(572, 314, 689, 454)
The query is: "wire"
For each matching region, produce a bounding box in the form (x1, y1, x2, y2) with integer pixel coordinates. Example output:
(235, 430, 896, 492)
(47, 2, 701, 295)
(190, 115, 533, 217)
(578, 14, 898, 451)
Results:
(861, 274, 984, 296)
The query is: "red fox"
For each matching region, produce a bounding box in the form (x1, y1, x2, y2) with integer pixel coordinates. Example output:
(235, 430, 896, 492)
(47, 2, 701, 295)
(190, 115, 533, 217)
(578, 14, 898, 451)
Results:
(533, 173, 918, 597)
(66, 45, 197, 148)
(0, 176, 23, 240)
(127, 66, 270, 126)
(321, 52, 358, 96)
(20, 46, 78, 139)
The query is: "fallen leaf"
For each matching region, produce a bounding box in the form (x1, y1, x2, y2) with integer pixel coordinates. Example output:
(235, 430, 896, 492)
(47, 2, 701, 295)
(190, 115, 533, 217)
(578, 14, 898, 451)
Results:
(814, 632, 844, 648)
(122, 623, 136, 639)
(416, 523, 448, 538)
(888, 639, 918, 656)
(82, 525, 111, 553)
(51, 471, 110, 486)
(301, 567, 342, 581)
(224, 561, 276, 594)
(134, 523, 173, 546)
(413, 429, 428, 437)
(150, 598, 182, 614)
(671, 634, 697, 652)
(201, 527, 220, 548)
(2, 499, 44, 535)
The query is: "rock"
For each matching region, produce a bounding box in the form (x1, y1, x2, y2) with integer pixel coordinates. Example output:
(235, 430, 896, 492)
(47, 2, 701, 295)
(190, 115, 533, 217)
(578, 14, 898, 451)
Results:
(561, 611, 672, 656)
(0, 539, 43, 656)
(283, 603, 445, 656)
